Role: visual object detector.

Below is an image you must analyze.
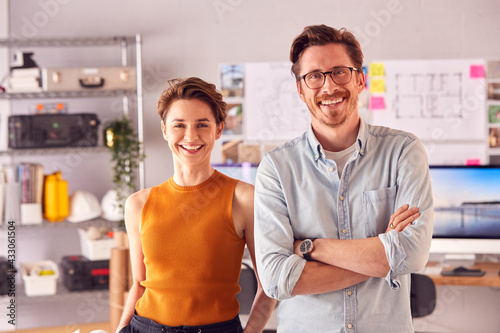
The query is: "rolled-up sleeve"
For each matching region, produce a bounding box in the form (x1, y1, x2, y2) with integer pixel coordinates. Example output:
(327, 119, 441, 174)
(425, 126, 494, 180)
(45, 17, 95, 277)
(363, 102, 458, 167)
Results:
(378, 138, 434, 289)
(254, 155, 306, 301)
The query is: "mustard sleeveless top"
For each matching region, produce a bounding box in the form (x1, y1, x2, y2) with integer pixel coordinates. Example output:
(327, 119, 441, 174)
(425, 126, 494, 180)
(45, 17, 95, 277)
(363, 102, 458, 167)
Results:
(135, 171, 246, 326)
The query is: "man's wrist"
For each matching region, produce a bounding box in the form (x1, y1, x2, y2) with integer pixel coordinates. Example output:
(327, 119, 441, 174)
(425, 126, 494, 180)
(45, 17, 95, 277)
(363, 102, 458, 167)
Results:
(308, 238, 318, 261)
(300, 238, 316, 261)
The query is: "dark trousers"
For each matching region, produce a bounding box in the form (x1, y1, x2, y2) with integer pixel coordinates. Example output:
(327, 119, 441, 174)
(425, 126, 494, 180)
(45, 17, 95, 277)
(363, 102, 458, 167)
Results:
(119, 312, 243, 333)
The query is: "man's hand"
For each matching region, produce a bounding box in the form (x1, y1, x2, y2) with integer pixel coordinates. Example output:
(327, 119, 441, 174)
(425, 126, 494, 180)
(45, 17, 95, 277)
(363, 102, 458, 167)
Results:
(385, 204, 419, 233)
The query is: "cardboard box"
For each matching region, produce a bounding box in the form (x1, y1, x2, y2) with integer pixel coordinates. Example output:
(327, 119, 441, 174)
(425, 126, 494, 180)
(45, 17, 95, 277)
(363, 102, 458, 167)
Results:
(238, 144, 261, 164)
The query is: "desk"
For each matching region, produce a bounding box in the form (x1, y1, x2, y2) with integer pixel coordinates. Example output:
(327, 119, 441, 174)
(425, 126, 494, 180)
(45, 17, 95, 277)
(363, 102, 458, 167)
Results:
(424, 262, 500, 287)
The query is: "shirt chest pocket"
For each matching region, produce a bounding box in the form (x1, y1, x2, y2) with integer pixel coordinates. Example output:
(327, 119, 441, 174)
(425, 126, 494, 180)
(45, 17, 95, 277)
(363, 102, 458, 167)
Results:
(362, 185, 397, 237)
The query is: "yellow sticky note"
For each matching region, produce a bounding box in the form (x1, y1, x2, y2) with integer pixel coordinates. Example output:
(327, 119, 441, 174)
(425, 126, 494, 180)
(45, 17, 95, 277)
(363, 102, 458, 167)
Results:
(370, 78, 386, 93)
(369, 63, 385, 76)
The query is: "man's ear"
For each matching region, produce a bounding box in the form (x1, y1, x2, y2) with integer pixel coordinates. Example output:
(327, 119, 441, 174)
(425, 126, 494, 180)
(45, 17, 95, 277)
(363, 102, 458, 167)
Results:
(356, 70, 365, 94)
(297, 80, 306, 103)
(161, 120, 168, 141)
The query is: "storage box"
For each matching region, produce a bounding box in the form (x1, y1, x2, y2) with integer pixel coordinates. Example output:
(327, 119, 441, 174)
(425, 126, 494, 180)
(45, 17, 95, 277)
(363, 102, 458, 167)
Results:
(78, 228, 114, 260)
(42, 66, 136, 92)
(0, 257, 13, 296)
(20, 203, 42, 225)
(21, 260, 59, 296)
(8, 113, 100, 149)
(60, 255, 91, 291)
(60, 255, 109, 291)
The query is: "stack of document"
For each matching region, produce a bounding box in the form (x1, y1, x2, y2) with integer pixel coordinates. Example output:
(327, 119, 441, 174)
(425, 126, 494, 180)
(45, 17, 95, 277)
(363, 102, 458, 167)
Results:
(18, 163, 44, 205)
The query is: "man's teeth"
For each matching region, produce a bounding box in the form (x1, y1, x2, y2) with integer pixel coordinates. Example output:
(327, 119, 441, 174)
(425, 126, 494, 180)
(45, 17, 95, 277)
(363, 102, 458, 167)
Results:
(321, 98, 343, 105)
(182, 145, 202, 151)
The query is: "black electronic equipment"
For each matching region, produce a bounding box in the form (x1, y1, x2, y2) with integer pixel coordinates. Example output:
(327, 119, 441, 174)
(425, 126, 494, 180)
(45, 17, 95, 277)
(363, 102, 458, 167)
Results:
(0, 257, 16, 296)
(8, 113, 99, 149)
(60, 255, 109, 291)
(441, 266, 485, 277)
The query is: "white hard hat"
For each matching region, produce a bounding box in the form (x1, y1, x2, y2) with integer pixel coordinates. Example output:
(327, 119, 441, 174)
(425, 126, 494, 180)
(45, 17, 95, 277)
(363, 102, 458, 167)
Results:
(101, 189, 124, 221)
(67, 191, 102, 223)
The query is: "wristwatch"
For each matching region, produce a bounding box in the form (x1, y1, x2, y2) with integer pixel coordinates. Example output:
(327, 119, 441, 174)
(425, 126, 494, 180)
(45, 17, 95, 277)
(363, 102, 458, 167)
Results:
(299, 239, 315, 261)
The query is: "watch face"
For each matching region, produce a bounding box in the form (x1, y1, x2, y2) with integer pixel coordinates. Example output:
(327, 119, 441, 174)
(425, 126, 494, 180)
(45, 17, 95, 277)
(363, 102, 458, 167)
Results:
(300, 239, 313, 254)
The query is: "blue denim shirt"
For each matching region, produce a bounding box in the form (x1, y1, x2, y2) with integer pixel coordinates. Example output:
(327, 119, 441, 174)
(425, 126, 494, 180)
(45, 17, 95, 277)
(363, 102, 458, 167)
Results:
(254, 119, 434, 333)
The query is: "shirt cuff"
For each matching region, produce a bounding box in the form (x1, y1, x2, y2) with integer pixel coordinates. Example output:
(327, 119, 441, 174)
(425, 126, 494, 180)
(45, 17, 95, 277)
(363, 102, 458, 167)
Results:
(269, 254, 306, 300)
(378, 231, 406, 290)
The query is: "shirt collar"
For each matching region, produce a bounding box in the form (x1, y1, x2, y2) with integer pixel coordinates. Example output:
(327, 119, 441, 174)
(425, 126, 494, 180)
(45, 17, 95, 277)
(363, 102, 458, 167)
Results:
(306, 117, 367, 162)
(357, 117, 367, 156)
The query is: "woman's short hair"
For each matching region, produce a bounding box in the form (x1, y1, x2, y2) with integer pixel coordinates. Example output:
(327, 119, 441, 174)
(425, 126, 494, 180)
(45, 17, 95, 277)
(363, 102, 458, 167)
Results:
(157, 77, 227, 125)
(290, 25, 364, 79)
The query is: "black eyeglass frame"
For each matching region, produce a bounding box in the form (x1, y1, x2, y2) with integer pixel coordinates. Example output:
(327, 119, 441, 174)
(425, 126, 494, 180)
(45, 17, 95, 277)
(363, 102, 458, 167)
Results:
(298, 67, 359, 89)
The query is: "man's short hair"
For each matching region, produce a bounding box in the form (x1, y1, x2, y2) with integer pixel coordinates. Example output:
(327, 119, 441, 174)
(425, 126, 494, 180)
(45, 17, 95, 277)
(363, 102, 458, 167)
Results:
(290, 25, 364, 79)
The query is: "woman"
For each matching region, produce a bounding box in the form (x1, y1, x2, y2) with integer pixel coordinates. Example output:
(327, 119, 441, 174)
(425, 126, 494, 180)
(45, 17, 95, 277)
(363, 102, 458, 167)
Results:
(117, 77, 276, 333)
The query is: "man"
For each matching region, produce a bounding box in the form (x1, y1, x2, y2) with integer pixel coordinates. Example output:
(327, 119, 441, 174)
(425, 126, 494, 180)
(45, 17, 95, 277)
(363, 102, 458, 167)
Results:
(254, 25, 434, 332)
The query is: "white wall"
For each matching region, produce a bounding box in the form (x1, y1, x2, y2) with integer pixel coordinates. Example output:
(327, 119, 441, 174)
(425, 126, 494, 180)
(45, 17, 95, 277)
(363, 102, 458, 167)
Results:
(7, 0, 500, 189)
(5, 1, 500, 332)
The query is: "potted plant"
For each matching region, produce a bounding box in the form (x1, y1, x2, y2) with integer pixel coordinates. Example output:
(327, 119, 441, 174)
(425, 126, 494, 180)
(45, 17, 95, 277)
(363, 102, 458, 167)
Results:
(103, 115, 144, 228)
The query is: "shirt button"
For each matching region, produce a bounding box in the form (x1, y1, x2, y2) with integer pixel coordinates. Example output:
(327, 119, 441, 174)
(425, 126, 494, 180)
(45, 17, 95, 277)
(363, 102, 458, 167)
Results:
(347, 290, 353, 296)
(360, 149, 364, 154)
(329, 167, 334, 172)
(347, 324, 353, 329)
(339, 195, 344, 200)
(342, 229, 347, 234)
(315, 154, 319, 159)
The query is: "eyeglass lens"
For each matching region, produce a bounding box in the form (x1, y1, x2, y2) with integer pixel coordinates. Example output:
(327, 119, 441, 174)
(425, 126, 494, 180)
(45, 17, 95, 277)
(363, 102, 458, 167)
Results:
(305, 67, 353, 89)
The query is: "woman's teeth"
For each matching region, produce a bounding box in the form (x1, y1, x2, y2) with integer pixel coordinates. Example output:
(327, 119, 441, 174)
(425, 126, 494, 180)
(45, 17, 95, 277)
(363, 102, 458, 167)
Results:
(181, 145, 202, 151)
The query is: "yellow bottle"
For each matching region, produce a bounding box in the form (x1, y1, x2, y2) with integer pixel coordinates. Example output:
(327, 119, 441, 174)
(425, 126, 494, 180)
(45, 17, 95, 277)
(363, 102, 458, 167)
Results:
(43, 171, 69, 222)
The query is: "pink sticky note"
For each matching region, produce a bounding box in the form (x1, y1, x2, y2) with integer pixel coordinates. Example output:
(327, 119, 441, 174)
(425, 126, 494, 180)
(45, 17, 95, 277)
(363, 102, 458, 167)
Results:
(470, 65, 485, 78)
(369, 96, 385, 110)
(465, 159, 481, 166)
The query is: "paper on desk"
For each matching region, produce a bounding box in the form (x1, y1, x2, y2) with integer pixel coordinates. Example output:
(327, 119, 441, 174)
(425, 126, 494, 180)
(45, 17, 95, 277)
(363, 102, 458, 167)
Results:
(421, 266, 443, 275)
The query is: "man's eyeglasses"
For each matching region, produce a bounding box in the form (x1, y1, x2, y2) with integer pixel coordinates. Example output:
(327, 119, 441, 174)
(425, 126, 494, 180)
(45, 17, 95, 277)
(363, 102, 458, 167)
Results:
(298, 67, 358, 89)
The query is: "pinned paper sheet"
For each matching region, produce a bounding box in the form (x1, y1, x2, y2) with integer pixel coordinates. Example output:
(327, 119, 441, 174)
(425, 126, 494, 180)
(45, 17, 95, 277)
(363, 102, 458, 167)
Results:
(465, 158, 481, 166)
(369, 96, 385, 110)
(370, 78, 386, 93)
(369, 63, 385, 76)
(470, 64, 485, 78)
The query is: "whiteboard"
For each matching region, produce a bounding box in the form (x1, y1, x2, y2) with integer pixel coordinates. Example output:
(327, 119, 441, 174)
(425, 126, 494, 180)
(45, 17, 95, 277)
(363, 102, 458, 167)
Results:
(244, 62, 310, 141)
(370, 59, 487, 141)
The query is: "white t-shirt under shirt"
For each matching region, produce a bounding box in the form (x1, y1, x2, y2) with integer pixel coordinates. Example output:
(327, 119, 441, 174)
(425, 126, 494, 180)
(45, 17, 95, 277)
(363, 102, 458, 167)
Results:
(324, 142, 357, 178)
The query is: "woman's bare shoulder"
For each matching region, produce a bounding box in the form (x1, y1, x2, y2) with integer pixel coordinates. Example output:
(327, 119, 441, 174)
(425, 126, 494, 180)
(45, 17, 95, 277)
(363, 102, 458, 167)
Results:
(233, 181, 255, 229)
(234, 180, 254, 202)
(126, 188, 152, 213)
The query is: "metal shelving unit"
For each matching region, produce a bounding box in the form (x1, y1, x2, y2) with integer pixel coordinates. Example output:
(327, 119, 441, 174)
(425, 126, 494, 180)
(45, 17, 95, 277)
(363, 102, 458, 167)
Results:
(0, 35, 143, 331)
(0, 88, 136, 100)
(0, 36, 136, 48)
(0, 34, 145, 189)
(0, 145, 109, 157)
(0, 217, 119, 230)
(0, 283, 110, 330)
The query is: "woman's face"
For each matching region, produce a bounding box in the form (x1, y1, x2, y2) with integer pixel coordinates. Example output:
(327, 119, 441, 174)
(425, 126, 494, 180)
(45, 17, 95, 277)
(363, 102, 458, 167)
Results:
(162, 99, 223, 167)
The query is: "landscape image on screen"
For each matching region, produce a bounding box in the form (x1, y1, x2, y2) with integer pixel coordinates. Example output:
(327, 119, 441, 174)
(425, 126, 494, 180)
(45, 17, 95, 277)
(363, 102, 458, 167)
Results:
(430, 167, 500, 238)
